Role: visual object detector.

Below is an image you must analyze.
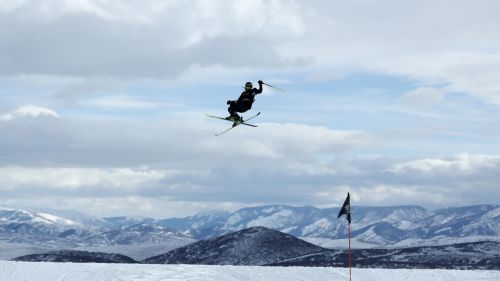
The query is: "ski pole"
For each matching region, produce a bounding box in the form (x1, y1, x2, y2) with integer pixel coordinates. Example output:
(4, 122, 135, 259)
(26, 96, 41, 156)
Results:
(262, 82, 286, 92)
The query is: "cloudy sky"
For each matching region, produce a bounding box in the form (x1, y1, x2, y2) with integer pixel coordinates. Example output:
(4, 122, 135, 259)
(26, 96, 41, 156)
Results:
(1, 0, 500, 218)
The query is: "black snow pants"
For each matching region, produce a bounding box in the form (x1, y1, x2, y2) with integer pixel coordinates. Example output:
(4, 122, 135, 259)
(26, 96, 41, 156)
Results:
(228, 100, 252, 117)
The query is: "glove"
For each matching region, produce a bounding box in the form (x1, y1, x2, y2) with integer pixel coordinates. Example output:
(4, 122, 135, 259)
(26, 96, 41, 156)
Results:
(258, 80, 263, 84)
(227, 100, 232, 105)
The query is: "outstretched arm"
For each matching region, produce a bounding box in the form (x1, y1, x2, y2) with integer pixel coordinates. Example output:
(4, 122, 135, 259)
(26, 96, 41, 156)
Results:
(255, 80, 263, 94)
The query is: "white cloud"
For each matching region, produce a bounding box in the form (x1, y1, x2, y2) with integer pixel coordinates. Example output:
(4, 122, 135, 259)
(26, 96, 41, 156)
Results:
(1, 1, 500, 216)
(243, 123, 371, 156)
(182, 0, 304, 46)
(388, 153, 500, 175)
(0, 166, 171, 190)
(1, 152, 499, 216)
(1, 0, 499, 107)
(315, 184, 455, 207)
(0, 0, 173, 24)
(368, 52, 500, 106)
(85, 95, 160, 109)
(390, 158, 453, 174)
(280, 1, 500, 106)
(285, 162, 337, 176)
(1, 109, 496, 215)
(400, 87, 448, 108)
(0, 105, 59, 121)
(0, 112, 380, 215)
(0, 0, 305, 78)
(0, 195, 253, 218)
(358, 184, 446, 204)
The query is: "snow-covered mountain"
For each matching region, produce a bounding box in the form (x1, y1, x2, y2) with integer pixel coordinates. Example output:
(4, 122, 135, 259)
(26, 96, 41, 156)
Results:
(102, 216, 155, 229)
(83, 223, 193, 246)
(416, 205, 500, 238)
(0, 207, 193, 249)
(160, 204, 500, 245)
(2, 204, 499, 252)
(159, 205, 432, 240)
(143, 226, 328, 265)
(0, 207, 91, 246)
(158, 209, 230, 238)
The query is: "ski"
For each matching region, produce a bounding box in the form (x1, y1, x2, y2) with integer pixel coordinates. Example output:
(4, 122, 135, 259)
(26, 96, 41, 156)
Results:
(214, 125, 237, 136)
(205, 112, 260, 136)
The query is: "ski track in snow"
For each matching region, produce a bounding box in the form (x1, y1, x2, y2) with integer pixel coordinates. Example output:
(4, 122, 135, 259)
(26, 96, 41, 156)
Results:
(1, 261, 499, 281)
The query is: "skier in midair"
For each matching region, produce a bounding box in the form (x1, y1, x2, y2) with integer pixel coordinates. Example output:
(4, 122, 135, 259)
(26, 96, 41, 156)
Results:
(226, 80, 263, 121)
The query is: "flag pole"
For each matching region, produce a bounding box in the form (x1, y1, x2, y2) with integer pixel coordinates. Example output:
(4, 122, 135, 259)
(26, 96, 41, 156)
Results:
(337, 192, 352, 281)
(348, 222, 352, 281)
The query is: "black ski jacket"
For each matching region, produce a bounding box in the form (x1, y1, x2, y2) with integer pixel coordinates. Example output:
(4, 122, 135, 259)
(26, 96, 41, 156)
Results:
(237, 83, 263, 104)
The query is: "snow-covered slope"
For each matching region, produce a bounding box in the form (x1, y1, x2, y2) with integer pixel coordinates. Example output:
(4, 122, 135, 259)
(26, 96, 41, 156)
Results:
(1, 261, 498, 281)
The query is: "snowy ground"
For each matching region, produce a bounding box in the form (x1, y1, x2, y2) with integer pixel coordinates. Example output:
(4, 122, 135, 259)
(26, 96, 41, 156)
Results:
(1, 261, 499, 281)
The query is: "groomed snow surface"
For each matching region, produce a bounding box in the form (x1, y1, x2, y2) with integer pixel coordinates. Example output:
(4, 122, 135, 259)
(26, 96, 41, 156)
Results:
(1, 262, 499, 281)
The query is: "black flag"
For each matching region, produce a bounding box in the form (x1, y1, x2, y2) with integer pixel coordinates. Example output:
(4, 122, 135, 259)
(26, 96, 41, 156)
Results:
(338, 192, 351, 223)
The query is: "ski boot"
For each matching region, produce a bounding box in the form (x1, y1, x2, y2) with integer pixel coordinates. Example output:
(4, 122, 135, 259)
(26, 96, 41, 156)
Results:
(225, 114, 241, 122)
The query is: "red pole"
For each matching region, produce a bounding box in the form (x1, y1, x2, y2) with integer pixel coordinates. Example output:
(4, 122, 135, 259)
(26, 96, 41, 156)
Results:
(348, 223, 352, 281)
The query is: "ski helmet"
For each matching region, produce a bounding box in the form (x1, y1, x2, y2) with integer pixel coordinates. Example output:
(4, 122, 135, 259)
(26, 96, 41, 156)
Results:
(244, 82, 253, 90)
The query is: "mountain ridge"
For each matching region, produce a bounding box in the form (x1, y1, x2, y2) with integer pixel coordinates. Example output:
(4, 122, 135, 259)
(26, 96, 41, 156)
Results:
(1, 204, 499, 250)
(159, 204, 500, 245)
